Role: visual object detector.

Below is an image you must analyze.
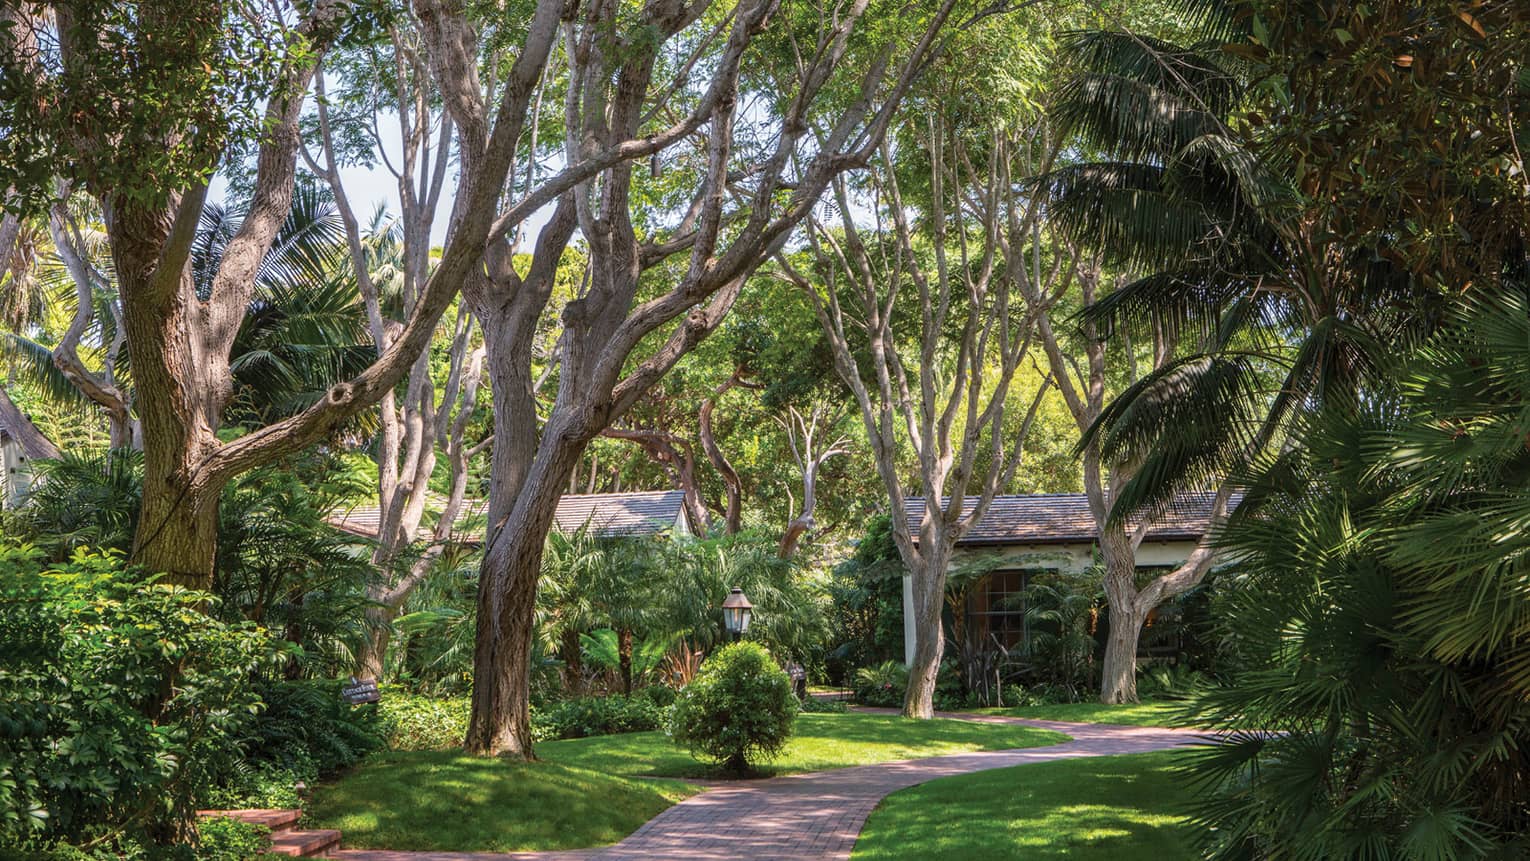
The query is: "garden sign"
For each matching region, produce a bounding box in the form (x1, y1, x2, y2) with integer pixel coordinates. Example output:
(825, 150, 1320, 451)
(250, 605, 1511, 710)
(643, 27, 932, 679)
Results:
(341, 676, 380, 705)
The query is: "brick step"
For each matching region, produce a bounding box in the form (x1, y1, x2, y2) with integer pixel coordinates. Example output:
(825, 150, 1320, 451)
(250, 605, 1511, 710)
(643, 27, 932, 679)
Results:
(197, 808, 302, 832)
(197, 809, 341, 857)
(269, 828, 342, 858)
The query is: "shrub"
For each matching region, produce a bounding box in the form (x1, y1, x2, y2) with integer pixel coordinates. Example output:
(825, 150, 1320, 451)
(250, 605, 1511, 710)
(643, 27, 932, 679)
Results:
(0, 545, 277, 854)
(668, 642, 797, 772)
(206, 680, 386, 808)
(534, 694, 664, 740)
(245, 680, 386, 774)
(800, 696, 849, 714)
(378, 690, 471, 751)
(637, 683, 677, 708)
(852, 660, 907, 707)
(195, 817, 274, 861)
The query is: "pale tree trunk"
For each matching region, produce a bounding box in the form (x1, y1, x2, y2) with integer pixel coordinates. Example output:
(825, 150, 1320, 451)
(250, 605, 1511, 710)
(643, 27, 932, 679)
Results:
(792, 125, 1059, 719)
(777, 402, 846, 557)
(46, 204, 137, 447)
(903, 542, 951, 717)
(309, 53, 482, 680)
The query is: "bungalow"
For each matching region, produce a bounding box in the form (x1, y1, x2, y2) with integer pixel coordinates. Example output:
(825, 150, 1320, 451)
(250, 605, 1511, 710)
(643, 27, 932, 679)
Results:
(900, 493, 1223, 663)
(0, 386, 60, 510)
(326, 489, 695, 543)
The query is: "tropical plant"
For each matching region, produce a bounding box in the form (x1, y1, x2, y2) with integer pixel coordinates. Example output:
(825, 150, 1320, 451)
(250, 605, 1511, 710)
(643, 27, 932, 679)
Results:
(1188, 287, 1530, 858)
(1013, 573, 1099, 698)
(853, 660, 909, 708)
(658, 531, 831, 661)
(0, 545, 278, 852)
(11, 448, 142, 558)
(579, 628, 672, 691)
(668, 642, 797, 773)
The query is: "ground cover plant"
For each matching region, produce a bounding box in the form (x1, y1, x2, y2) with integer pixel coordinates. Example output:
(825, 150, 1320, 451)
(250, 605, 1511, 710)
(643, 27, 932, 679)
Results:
(303, 750, 697, 853)
(851, 750, 1196, 860)
(540, 712, 1066, 779)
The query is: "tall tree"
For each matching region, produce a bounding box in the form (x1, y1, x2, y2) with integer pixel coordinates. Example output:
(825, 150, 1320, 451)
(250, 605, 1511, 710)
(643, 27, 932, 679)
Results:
(789, 114, 1058, 718)
(0, 0, 696, 588)
(428, 0, 990, 755)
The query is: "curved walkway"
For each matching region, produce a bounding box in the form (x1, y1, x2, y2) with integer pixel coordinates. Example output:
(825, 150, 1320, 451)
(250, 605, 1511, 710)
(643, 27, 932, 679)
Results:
(337, 712, 1205, 861)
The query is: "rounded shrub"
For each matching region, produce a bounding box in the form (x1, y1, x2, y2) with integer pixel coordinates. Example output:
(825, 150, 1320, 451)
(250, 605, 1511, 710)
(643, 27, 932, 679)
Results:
(667, 642, 796, 773)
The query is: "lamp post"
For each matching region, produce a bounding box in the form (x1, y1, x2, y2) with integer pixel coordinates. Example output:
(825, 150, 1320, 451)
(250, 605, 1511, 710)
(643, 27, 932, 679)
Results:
(721, 587, 753, 643)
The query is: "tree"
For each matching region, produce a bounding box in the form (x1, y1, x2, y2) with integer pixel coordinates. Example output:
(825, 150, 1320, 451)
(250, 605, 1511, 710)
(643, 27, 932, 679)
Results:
(788, 103, 1062, 716)
(1043, 1, 1530, 699)
(1192, 287, 1530, 858)
(0, 0, 649, 590)
(444, 0, 993, 755)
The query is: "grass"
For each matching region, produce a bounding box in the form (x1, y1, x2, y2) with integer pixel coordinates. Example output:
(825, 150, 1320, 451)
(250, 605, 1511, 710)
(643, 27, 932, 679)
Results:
(539, 712, 1069, 779)
(304, 749, 697, 852)
(977, 699, 1193, 727)
(851, 750, 1197, 860)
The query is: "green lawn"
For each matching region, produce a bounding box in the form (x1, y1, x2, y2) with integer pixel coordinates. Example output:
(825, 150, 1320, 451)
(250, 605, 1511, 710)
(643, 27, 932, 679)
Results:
(539, 712, 1069, 779)
(305, 750, 697, 852)
(977, 699, 1193, 727)
(852, 750, 1197, 860)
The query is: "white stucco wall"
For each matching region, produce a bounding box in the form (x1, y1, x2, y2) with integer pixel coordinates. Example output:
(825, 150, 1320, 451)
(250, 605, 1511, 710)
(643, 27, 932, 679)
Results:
(1, 437, 31, 510)
(901, 539, 1207, 664)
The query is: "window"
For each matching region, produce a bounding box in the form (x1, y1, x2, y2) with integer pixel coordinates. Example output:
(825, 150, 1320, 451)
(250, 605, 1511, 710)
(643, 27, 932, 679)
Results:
(971, 570, 1029, 651)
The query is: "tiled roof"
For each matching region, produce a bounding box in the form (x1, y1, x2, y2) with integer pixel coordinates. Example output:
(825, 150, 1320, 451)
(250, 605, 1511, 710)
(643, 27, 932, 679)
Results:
(904, 492, 1223, 546)
(0, 385, 60, 461)
(327, 490, 687, 541)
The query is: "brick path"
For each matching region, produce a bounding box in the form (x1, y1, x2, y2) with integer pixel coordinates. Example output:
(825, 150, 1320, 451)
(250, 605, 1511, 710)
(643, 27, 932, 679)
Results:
(337, 712, 1205, 861)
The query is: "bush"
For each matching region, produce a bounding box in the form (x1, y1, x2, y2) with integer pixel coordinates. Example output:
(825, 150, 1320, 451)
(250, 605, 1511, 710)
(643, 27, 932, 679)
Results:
(636, 684, 677, 709)
(247, 680, 385, 774)
(667, 642, 797, 772)
(852, 660, 907, 707)
(206, 680, 386, 808)
(0, 545, 277, 854)
(800, 696, 849, 714)
(377, 689, 470, 751)
(195, 817, 275, 861)
(534, 694, 665, 741)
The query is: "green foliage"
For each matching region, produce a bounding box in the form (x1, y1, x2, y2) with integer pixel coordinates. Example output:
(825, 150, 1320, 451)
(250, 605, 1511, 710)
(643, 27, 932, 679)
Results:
(800, 697, 849, 714)
(378, 690, 471, 752)
(667, 642, 797, 772)
(535, 695, 666, 742)
(578, 628, 670, 689)
(212, 459, 376, 678)
(825, 515, 905, 683)
(853, 660, 908, 707)
(1012, 573, 1100, 698)
(233, 680, 384, 780)
(853, 660, 909, 707)
(1188, 288, 1530, 857)
(194, 817, 274, 861)
(0, 545, 277, 853)
(13, 449, 142, 558)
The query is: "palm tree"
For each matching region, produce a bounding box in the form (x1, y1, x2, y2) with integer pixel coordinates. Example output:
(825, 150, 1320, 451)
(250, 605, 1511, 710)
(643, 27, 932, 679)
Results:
(1047, 21, 1436, 518)
(1189, 285, 1530, 858)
